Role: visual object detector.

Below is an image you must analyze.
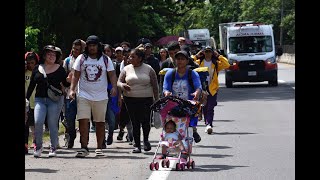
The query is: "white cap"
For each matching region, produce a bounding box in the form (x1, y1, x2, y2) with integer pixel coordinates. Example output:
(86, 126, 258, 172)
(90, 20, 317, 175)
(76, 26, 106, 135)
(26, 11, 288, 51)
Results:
(115, 47, 123, 52)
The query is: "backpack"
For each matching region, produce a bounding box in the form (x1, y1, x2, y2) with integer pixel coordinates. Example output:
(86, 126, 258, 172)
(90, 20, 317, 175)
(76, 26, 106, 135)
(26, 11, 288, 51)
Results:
(65, 56, 71, 73)
(79, 53, 109, 69)
(170, 68, 208, 106)
(65, 54, 109, 72)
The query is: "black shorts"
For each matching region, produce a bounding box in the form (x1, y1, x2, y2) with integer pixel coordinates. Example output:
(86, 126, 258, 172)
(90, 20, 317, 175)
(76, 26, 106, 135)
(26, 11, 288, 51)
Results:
(26, 108, 35, 126)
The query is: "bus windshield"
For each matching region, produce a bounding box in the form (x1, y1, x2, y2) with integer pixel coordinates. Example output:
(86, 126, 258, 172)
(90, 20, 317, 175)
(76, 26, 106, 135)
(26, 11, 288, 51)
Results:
(229, 36, 273, 53)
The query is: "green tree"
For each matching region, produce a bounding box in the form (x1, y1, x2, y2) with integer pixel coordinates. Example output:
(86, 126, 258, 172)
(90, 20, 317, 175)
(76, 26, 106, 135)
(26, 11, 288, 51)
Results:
(25, 26, 40, 52)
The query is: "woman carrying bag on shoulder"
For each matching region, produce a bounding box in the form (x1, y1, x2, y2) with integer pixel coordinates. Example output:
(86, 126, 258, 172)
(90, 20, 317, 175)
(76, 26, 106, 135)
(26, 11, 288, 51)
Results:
(26, 45, 70, 158)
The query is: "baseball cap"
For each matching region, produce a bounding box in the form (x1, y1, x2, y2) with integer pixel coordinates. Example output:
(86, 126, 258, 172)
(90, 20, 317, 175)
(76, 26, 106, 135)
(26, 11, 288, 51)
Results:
(115, 47, 123, 52)
(174, 50, 189, 59)
(204, 46, 214, 52)
(86, 35, 100, 45)
(144, 43, 152, 48)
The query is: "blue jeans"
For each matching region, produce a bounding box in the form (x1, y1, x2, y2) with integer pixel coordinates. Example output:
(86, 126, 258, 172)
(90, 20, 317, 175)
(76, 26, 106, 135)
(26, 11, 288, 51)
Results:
(105, 99, 115, 137)
(65, 98, 77, 141)
(34, 96, 63, 150)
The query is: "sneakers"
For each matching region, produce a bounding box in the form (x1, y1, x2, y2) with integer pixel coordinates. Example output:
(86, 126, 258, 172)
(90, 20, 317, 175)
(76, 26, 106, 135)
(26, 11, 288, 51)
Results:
(193, 131, 201, 143)
(48, 147, 57, 157)
(144, 141, 151, 151)
(76, 148, 89, 158)
(132, 147, 141, 153)
(95, 149, 104, 157)
(90, 126, 96, 133)
(205, 125, 213, 134)
(117, 131, 124, 140)
(126, 134, 133, 145)
(33, 147, 43, 158)
(106, 135, 113, 145)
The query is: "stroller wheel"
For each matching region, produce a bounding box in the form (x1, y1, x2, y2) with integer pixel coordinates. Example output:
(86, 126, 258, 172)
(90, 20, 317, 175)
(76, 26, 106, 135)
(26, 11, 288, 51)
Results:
(149, 162, 154, 170)
(161, 160, 165, 168)
(180, 163, 185, 171)
(187, 161, 191, 169)
(154, 162, 159, 170)
(191, 161, 195, 169)
(166, 159, 170, 168)
(176, 163, 181, 171)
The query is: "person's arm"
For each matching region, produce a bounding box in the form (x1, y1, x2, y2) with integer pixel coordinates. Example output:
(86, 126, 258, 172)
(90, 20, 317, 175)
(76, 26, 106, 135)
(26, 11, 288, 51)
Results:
(117, 68, 130, 91)
(61, 66, 71, 87)
(69, 70, 80, 99)
(69, 55, 81, 99)
(190, 71, 202, 101)
(214, 51, 230, 71)
(26, 66, 38, 100)
(163, 69, 173, 97)
(106, 58, 117, 97)
(149, 68, 159, 101)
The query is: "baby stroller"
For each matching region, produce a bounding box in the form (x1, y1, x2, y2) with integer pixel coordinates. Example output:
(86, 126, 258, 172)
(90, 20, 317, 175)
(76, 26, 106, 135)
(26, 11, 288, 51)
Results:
(149, 95, 201, 171)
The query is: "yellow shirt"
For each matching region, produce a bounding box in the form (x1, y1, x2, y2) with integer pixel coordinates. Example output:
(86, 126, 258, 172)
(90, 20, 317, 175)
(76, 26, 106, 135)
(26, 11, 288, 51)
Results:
(25, 70, 36, 109)
(196, 56, 230, 96)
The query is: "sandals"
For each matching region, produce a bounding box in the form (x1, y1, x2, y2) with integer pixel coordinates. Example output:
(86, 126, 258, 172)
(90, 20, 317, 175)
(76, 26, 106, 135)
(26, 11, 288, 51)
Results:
(76, 148, 89, 158)
(95, 149, 104, 157)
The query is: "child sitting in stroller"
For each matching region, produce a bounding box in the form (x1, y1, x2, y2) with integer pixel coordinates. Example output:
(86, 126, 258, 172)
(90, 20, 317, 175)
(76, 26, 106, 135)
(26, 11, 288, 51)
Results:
(149, 95, 199, 171)
(161, 120, 187, 159)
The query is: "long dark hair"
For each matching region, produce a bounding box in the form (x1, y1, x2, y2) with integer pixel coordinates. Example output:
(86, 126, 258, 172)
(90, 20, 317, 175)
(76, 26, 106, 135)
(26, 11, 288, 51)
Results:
(83, 42, 104, 60)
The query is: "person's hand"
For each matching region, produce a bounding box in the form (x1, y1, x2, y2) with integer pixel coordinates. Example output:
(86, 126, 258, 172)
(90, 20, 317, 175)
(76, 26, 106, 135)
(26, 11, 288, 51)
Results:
(66, 72, 72, 83)
(213, 50, 220, 58)
(122, 83, 131, 91)
(118, 98, 122, 108)
(196, 50, 204, 59)
(191, 89, 201, 101)
(69, 89, 76, 100)
(164, 91, 172, 97)
(110, 87, 117, 97)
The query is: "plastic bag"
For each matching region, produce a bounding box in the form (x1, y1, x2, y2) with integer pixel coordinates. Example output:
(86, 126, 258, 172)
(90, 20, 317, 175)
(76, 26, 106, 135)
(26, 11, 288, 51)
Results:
(152, 111, 162, 129)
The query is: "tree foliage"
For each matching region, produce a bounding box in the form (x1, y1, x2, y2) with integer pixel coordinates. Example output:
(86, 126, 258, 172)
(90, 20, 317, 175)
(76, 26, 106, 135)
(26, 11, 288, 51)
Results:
(25, 26, 40, 52)
(25, 0, 294, 54)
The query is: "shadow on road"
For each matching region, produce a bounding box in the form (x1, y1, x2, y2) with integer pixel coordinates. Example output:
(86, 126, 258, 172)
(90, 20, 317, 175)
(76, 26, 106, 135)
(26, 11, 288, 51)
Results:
(195, 145, 232, 149)
(218, 82, 295, 102)
(25, 168, 58, 173)
(214, 132, 256, 135)
(213, 119, 235, 122)
(191, 153, 233, 158)
(195, 164, 249, 172)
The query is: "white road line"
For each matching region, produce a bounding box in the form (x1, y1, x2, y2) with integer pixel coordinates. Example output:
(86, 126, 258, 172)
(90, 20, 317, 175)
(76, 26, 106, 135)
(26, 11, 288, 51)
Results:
(148, 160, 177, 180)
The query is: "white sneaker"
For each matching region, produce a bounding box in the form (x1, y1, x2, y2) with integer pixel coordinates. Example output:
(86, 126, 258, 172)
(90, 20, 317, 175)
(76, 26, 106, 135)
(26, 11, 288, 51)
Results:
(48, 148, 57, 157)
(205, 125, 213, 134)
(33, 148, 43, 157)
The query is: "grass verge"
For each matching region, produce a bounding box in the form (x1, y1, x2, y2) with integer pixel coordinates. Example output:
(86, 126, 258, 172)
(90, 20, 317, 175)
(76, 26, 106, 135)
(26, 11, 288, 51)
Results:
(28, 122, 66, 146)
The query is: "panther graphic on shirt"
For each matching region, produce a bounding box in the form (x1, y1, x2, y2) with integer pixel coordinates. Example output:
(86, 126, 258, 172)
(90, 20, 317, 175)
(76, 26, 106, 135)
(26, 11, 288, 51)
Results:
(172, 79, 188, 100)
(84, 64, 103, 82)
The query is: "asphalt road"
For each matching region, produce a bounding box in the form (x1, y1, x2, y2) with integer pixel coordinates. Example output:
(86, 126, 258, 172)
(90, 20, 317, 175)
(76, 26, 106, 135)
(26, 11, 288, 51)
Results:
(25, 63, 295, 180)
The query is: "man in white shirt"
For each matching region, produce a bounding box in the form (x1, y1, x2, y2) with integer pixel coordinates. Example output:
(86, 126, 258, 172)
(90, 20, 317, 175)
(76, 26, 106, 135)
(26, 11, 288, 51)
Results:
(69, 35, 117, 157)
